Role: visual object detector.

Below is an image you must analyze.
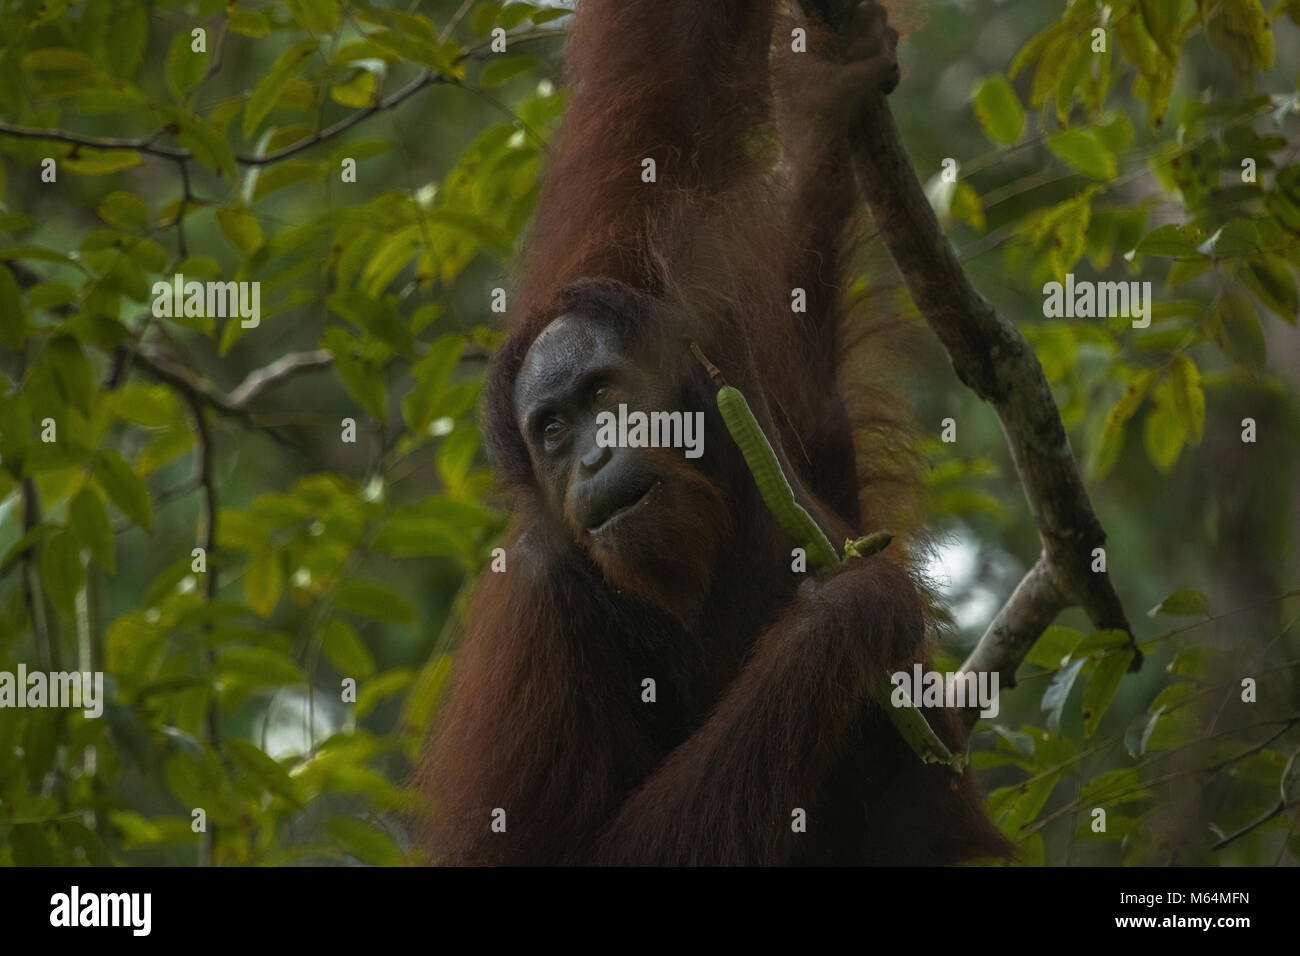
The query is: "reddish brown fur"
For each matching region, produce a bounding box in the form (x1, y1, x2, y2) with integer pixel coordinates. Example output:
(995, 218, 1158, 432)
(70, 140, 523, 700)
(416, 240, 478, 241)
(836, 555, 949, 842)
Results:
(418, 0, 1012, 865)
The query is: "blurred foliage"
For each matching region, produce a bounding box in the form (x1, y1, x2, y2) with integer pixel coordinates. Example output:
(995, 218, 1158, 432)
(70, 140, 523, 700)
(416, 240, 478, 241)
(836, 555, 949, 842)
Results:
(0, 0, 561, 865)
(0, 0, 1297, 867)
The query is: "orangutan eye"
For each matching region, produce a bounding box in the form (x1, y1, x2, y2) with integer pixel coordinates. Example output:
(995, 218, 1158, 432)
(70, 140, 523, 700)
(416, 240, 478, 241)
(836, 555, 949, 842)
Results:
(542, 418, 567, 444)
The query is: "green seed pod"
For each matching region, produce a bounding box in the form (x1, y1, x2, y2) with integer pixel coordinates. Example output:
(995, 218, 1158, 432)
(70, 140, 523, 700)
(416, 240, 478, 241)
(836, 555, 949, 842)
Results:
(875, 676, 964, 770)
(845, 531, 894, 560)
(690, 342, 961, 772)
(715, 384, 841, 572)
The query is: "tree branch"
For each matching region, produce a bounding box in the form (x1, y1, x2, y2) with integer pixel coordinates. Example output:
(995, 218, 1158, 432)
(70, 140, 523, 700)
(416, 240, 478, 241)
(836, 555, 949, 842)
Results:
(227, 349, 334, 408)
(0, 28, 564, 169)
(800, 0, 1141, 705)
(180, 389, 221, 867)
(958, 554, 1069, 702)
(241, 69, 448, 166)
(1210, 800, 1289, 851)
(0, 122, 188, 160)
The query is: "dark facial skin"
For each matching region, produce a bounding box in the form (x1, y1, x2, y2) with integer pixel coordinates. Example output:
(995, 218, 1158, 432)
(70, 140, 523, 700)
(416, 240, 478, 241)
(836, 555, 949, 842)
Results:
(513, 314, 686, 539)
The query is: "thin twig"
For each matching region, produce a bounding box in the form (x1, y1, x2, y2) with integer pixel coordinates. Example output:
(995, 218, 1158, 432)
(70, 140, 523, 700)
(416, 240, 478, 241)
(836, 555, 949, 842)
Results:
(0, 28, 565, 169)
(227, 350, 333, 408)
(1211, 800, 1289, 851)
(180, 391, 221, 867)
(20, 477, 58, 671)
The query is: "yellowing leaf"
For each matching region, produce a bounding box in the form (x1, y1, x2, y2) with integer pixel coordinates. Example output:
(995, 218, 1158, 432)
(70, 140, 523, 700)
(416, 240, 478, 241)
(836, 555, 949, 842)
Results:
(1168, 355, 1204, 447)
(91, 450, 152, 532)
(244, 550, 284, 618)
(243, 40, 317, 141)
(64, 150, 142, 175)
(216, 204, 264, 256)
(23, 48, 97, 71)
(973, 74, 1024, 145)
(165, 28, 209, 102)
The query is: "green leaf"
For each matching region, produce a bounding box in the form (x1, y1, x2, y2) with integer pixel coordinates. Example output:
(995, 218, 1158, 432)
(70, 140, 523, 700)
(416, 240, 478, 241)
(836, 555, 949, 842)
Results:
(1145, 710, 1200, 750)
(97, 191, 149, 231)
(531, 7, 570, 24)
(225, 739, 303, 804)
(1124, 706, 1164, 758)
(1149, 588, 1210, 617)
(109, 384, 183, 428)
(499, 2, 537, 29)
(337, 360, 388, 421)
(322, 618, 375, 678)
(358, 224, 422, 297)
(91, 450, 152, 532)
(1137, 0, 1185, 59)
(138, 428, 194, 476)
(437, 425, 480, 490)
(245, 549, 284, 618)
(354, 667, 414, 719)
(326, 290, 413, 354)
(1133, 223, 1201, 258)
(1206, 0, 1273, 74)
(333, 579, 413, 623)
(23, 48, 98, 72)
(216, 204, 264, 256)
(40, 529, 82, 612)
(0, 389, 31, 476)
(402, 334, 466, 431)
(70, 487, 114, 573)
(1168, 643, 1226, 681)
(480, 54, 542, 88)
(0, 263, 28, 349)
(1148, 681, 1199, 713)
(250, 159, 325, 200)
(27, 280, 75, 311)
(1205, 219, 1260, 259)
(1041, 658, 1085, 733)
(1025, 625, 1087, 670)
(288, 0, 340, 33)
(1207, 292, 1266, 368)
(9, 827, 56, 866)
(1048, 127, 1116, 180)
(329, 69, 376, 108)
(1239, 254, 1298, 323)
(994, 770, 1063, 835)
(63, 150, 142, 175)
(1028, 187, 1094, 279)
(1168, 355, 1204, 446)
(46, 334, 95, 413)
(165, 28, 209, 102)
(372, 518, 462, 558)
(1142, 379, 1184, 472)
(973, 74, 1024, 145)
(1093, 368, 1155, 479)
(160, 108, 237, 179)
(228, 8, 271, 37)
(1082, 649, 1133, 737)
(323, 816, 399, 865)
(951, 181, 986, 232)
(217, 646, 303, 686)
(243, 40, 317, 141)
(324, 328, 388, 421)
